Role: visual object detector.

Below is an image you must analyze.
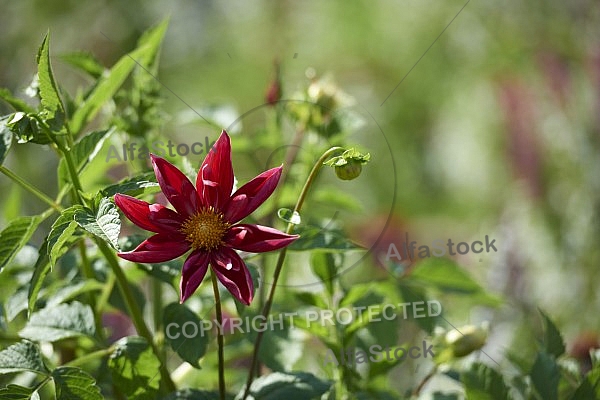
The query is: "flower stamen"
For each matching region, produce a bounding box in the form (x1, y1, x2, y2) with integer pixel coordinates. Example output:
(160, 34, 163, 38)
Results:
(180, 208, 230, 251)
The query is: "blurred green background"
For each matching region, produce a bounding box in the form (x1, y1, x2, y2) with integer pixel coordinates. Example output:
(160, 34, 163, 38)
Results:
(1, 0, 599, 390)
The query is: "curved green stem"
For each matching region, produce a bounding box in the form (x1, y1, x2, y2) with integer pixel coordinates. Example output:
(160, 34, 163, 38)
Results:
(242, 146, 344, 399)
(211, 272, 226, 400)
(0, 166, 62, 211)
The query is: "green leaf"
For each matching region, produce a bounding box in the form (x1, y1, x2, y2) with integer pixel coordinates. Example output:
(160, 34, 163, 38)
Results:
(461, 363, 511, 400)
(0, 384, 35, 400)
(0, 116, 13, 165)
(58, 129, 114, 187)
(70, 19, 169, 134)
(52, 367, 103, 400)
(410, 258, 482, 294)
(289, 225, 363, 251)
(6, 112, 53, 145)
(0, 216, 42, 273)
(100, 172, 159, 197)
(73, 198, 121, 250)
(310, 252, 337, 296)
(0, 341, 48, 375)
(36, 33, 65, 132)
(28, 241, 50, 315)
(0, 88, 35, 113)
(258, 327, 303, 372)
(47, 208, 83, 267)
(163, 303, 208, 369)
(367, 351, 406, 379)
(339, 283, 373, 308)
(19, 301, 95, 342)
(410, 258, 501, 306)
(539, 309, 565, 358)
(294, 292, 328, 309)
(238, 372, 332, 400)
(572, 367, 600, 400)
(60, 52, 105, 79)
(108, 336, 161, 399)
(530, 352, 559, 400)
(6, 287, 29, 321)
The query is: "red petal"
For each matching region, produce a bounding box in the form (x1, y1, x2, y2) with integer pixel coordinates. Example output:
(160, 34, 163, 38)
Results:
(211, 248, 254, 305)
(118, 234, 190, 263)
(196, 130, 234, 210)
(151, 154, 200, 218)
(114, 194, 184, 234)
(225, 224, 298, 253)
(224, 166, 282, 223)
(180, 250, 210, 303)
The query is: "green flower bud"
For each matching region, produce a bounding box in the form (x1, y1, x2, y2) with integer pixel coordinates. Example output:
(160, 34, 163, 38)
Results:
(445, 325, 488, 357)
(335, 160, 362, 180)
(324, 148, 370, 181)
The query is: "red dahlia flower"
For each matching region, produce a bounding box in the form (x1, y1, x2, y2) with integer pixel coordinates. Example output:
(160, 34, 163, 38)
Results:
(114, 130, 298, 305)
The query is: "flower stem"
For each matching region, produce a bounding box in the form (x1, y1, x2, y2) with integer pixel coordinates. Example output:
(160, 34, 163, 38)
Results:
(0, 166, 62, 211)
(96, 241, 176, 393)
(242, 146, 344, 399)
(211, 271, 226, 400)
(55, 138, 175, 393)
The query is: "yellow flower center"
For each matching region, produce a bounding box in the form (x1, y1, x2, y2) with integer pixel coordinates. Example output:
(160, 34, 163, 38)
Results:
(180, 208, 230, 251)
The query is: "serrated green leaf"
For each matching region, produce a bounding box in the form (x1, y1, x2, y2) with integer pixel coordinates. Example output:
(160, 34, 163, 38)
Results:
(539, 309, 565, 358)
(310, 252, 337, 296)
(0, 384, 35, 400)
(108, 336, 161, 399)
(70, 20, 168, 135)
(74, 198, 121, 250)
(461, 363, 511, 400)
(289, 225, 362, 251)
(0, 88, 35, 113)
(100, 172, 159, 197)
(58, 129, 114, 187)
(19, 301, 95, 342)
(0, 341, 48, 375)
(52, 366, 103, 400)
(0, 216, 42, 273)
(0, 116, 13, 165)
(530, 352, 559, 400)
(6, 112, 53, 145)
(238, 372, 332, 400)
(47, 208, 83, 266)
(36, 33, 65, 132)
(60, 52, 105, 79)
(163, 303, 208, 369)
(28, 241, 50, 315)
